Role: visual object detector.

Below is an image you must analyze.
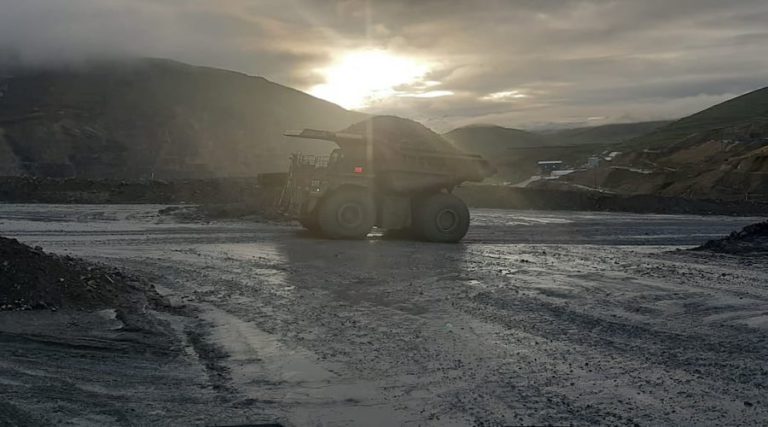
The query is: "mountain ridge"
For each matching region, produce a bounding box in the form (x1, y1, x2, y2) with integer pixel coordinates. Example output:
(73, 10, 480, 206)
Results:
(0, 58, 365, 179)
(547, 86, 768, 200)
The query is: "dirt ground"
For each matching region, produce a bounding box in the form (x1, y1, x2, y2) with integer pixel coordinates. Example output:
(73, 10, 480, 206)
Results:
(1, 204, 767, 426)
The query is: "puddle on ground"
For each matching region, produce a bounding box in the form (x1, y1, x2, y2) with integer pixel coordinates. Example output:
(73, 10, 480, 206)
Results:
(197, 304, 464, 426)
(200, 304, 332, 384)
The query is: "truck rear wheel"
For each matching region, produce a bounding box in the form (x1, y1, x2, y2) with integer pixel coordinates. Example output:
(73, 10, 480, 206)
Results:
(317, 188, 375, 239)
(412, 193, 470, 243)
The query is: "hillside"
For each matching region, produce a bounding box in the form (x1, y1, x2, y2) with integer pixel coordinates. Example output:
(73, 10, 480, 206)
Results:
(548, 87, 768, 200)
(625, 87, 768, 150)
(545, 121, 671, 146)
(441, 121, 675, 183)
(442, 125, 554, 181)
(0, 59, 364, 179)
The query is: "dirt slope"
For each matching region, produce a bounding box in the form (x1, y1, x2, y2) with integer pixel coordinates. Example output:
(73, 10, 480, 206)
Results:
(0, 58, 364, 179)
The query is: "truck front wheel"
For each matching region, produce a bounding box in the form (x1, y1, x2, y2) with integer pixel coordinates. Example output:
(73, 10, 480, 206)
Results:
(412, 193, 470, 243)
(317, 188, 375, 239)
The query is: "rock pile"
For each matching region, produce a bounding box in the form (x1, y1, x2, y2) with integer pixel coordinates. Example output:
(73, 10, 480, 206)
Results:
(0, 237, 163, 311)
(341, 115, 460, 153)
(694, 220, 768, 254)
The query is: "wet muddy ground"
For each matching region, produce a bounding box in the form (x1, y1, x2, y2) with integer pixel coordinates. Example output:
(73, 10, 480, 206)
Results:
(1, 204, 767, 426)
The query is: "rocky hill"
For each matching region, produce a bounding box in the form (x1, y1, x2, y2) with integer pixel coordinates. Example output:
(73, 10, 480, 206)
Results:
(0, 59, 364, 179)
(545, 87, 768, 200)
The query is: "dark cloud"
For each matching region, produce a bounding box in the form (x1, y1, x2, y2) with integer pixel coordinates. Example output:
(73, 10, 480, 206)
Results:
(1, 0, 766, 130)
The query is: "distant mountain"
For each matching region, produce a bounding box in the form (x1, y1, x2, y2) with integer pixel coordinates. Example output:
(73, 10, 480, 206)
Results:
(441, 122, 672, 183)
(443, 125, 554, 155)
(626, 87, 768, 150)
(0, 58, 365, 179)
(547, 87, 768, 200)
(442, 125, 563, 182)
(544, 121, 672, 146)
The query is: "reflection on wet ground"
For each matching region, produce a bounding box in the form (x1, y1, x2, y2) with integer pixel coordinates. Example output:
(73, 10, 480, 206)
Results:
(1, 204, 767, 426)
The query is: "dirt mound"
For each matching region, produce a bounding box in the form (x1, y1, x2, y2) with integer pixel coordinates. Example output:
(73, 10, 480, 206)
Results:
(0, 237, 164, 311)
(0, 176, 282, 204)
(341, 116, 460, 153)
(455, 186, 768, 216)
(694, 221, 768, 254)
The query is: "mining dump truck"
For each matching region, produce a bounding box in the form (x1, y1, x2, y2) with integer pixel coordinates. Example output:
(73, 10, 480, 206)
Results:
(278, 116, 494, 242)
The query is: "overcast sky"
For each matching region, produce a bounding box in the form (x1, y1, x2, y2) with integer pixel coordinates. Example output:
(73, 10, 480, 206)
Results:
(1, 0, 767, 131)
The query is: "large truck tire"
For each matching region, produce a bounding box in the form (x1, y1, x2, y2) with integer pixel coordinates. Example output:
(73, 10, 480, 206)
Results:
(412, 193, 470, 243)
(317, 188, 375, 239)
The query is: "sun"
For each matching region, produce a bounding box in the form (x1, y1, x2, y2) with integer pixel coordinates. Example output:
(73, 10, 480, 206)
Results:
(309, 49, 431, 110)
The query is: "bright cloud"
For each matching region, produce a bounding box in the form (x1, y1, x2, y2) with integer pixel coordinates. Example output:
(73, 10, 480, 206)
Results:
(481, 90, 530, 102)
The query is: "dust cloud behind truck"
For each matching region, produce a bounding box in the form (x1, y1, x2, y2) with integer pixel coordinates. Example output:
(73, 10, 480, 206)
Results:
(279, 116, 495, 242)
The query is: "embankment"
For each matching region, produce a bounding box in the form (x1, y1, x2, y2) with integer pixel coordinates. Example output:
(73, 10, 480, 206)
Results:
(1, 177, 766, 216)
(455, 185, 768, 216)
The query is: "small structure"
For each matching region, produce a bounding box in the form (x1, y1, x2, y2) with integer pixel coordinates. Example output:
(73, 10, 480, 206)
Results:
(587, 156, 601, 169)
(537, 160, 563, 176)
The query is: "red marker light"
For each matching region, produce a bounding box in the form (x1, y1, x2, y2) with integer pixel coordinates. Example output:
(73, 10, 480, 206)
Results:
(354, 166, 364, 174)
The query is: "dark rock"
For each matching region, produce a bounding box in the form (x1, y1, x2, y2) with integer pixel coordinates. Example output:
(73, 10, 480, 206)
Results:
(693, 221, 768, 254)
(0, 236, 165, 311)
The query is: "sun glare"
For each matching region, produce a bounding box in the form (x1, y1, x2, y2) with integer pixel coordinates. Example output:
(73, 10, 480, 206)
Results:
(481, 90, 530, 102)
(309, 50, 434, 110)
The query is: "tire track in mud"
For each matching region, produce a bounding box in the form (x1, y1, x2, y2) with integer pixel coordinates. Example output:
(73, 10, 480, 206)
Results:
(120, 251, 650, 425)
(110, 254, 514, 424)
(456, 297, 768, 425)
(185, 317, 237, 396)
(465, 290, 768, 386)
(100, 241, 768, 425)
(5, 204, 767, 425)
(449, 246, 768, 425)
